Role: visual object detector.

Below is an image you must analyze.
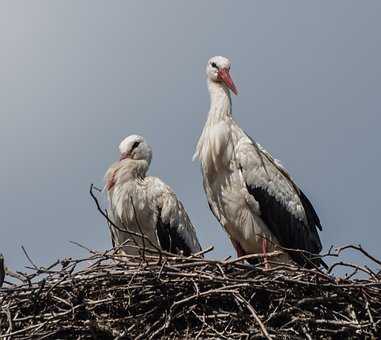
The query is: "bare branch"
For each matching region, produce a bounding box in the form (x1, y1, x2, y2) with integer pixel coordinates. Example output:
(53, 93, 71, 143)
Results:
(0, 247, 380, 339)
(0, 255, 4, 288)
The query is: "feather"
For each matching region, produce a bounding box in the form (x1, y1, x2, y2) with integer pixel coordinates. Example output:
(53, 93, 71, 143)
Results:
(106, 136, 202, 256)
(195, 56, 324, 267)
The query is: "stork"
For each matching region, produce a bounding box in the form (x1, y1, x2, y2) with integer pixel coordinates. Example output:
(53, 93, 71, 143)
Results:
(105, 135, 202, 256)
(194, 56, 324, 267)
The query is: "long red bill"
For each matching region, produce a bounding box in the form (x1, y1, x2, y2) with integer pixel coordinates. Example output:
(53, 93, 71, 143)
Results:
(218, 68, 238, 95)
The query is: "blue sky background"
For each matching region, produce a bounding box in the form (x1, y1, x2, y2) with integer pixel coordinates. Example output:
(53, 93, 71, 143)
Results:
(1, 2, 380, 273)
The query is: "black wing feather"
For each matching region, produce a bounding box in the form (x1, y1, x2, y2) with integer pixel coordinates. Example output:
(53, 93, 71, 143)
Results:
(247, 185, 323, 267)
(156, 209, 192, 256)
(299, 189, 322, 231)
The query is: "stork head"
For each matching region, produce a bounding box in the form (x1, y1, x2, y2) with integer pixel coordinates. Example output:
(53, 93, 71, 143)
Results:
(118, 134, 152, 165)
(206, 56, 238, 95)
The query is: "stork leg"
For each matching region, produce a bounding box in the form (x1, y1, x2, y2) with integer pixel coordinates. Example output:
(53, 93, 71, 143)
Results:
(232, 239, 245, 259)
(261, 238, 269, 269)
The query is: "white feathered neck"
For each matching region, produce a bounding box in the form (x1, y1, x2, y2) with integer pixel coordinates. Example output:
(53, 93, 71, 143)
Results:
(193, 79, 232, 161)
(105, 159, 149, 192)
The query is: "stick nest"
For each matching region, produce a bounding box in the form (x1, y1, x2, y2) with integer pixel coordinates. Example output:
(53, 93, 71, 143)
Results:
(0, 244, 380, 340)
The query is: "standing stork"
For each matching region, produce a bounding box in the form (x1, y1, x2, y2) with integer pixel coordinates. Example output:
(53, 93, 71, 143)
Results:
(194, 56, 324, 267)
(105, 134, 202, 256)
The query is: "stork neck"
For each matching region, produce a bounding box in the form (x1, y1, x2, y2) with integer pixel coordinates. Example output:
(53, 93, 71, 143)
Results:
(207, 79, 232, 123)
(119, 159, 149, 181)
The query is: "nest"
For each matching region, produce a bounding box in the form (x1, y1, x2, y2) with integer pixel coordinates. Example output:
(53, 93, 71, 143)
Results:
(1, 187, 380, 339)
(0, 243, 380, 340)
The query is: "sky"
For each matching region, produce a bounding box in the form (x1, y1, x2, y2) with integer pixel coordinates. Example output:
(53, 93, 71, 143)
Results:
(1, 1, 380, 273)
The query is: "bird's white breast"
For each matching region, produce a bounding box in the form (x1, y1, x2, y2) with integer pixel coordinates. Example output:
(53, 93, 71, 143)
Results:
(108, 178, 160, 254)
(199, 121, 283, 254)
(201, 125, 252, 229)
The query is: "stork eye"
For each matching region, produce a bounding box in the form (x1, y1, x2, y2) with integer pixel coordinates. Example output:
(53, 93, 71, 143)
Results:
(211, 62, 218, 69)
(132, 141, 140, 150)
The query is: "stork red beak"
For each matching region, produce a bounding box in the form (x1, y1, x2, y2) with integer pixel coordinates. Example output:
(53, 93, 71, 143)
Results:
(218, 68, 238, 95)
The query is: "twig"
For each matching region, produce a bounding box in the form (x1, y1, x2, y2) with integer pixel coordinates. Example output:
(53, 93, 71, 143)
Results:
(336, 244, 381, 266)
(89, 183, 163, 255)
(0, 255, 4, 288)
(130, 196, 147, 261)
(234, 293, 272, 340)
(21, 246, 39, 271)
(1, 242, 381, 339)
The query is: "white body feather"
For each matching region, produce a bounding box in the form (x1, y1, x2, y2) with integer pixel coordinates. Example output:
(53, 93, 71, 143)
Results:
(106, 146, 201, 256)
(194, 78, 312, 262)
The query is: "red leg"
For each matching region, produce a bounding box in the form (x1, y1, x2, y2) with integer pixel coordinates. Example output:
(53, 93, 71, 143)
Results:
(261, 238, 269, 269)
(232, 239, 246, 258)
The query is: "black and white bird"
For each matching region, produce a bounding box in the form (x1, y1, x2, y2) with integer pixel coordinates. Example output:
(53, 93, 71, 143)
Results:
(105, 134, 202, 256)
(194, 56, 324, 267)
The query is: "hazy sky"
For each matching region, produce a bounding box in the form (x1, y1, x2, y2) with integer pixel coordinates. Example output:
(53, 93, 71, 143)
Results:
(1, 2, 380, 272)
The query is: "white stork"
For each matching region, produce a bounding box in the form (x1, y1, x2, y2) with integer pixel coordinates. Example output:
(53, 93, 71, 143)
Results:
(105, 134, 202, 256)
(194, 56, 324, 267)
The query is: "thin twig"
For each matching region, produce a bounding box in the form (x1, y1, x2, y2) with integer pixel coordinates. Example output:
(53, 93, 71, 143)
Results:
(0, 255, 4, 288)
(21, 246, 39, 271)
(234, 293, 272, 340)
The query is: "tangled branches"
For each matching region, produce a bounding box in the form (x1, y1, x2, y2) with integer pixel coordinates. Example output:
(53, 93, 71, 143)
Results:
(0, 244, 380, 339)
(0, 185, 380, 339)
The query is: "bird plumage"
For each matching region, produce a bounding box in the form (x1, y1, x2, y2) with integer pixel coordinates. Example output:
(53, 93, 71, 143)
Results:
(106, 135, 202, 256)
(194, 56, 323, 267)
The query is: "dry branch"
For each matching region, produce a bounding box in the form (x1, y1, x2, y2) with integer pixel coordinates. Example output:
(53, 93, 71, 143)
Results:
(0, 245, 380, 339)
(0, 255, 4, 289)
(1, 186, 380, 339)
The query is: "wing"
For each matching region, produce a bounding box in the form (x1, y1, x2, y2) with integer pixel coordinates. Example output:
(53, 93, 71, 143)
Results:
(147, 177, 202, 256)
(235, 128, 323, 266)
